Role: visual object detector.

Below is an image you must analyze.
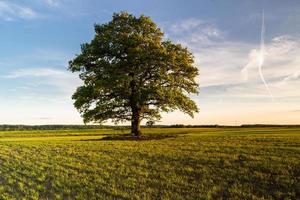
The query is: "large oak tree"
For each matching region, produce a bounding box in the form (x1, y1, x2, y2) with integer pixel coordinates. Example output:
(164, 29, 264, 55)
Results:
(69, 12, 199, 136)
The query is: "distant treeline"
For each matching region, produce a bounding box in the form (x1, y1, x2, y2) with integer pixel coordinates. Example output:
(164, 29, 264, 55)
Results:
(0, 124, 299, 131)
(0, 125, 105, 131)
(240, 124, 300, 128)
(165, 124, 300, 128)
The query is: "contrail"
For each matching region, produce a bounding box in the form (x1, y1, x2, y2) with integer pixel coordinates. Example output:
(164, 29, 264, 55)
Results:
(258, 11, 274, 100)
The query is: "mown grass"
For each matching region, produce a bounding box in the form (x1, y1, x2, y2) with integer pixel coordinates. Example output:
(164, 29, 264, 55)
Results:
(0, 127, 298, 199)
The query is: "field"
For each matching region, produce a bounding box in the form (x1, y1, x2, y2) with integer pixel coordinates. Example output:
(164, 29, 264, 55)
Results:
(0, 127, 298, 200)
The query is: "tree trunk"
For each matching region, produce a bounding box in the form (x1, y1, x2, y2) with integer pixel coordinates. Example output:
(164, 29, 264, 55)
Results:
(131, 107, 141, 136)
(129, 76, 141, 136)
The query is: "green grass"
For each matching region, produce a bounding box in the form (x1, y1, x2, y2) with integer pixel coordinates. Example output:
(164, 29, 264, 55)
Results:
(0, 127, 298, 199)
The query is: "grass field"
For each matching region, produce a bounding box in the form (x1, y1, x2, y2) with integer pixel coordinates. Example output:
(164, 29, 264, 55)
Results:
(0, 127, 298, 199)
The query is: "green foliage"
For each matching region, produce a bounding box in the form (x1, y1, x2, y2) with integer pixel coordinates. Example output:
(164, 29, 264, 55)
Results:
(0, 127, 298, 199)
(69, 12, 199, 134)
(146, 120, 155, 127)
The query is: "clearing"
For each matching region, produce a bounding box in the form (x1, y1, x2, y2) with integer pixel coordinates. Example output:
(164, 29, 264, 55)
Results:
(0, 127, 299, 199)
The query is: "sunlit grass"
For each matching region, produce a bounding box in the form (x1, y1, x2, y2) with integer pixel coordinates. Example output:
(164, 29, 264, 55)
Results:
(0, 127, 298, 199)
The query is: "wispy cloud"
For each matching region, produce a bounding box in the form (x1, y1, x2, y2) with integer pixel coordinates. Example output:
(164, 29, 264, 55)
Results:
(4, 67, 81, 99)
(165, 18, 300, 102)
(44, 0, 60, 7)
(0, 1, 38, 21)
(170, 18, 204, 33)
(167, 18, 224, 46)
(219, 36, 300, 99)
(282, 71, 300, 82)
(5, 68, 69, 78)
(241, 35, 300, 93)
(0, 49, 73, 70)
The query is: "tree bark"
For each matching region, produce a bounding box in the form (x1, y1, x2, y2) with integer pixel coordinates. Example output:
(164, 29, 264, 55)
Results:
(129, 75, 142, 137)
(131, 107, 141, 136)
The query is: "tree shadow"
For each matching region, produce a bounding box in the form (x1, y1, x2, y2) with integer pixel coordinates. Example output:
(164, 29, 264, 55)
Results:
(81, 132, 188, 141)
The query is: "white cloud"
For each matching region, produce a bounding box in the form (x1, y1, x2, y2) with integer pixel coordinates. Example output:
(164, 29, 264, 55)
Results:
(195, 42, 253, 87)
(239, 35, 300, 97)
(167, 18, 224, 46)
(5, 68, 69, 78)
(0, 65, 83, 124)
(0, 1, 38, 20)
(170, 18, 204, 33)
(4, 67, 82, 99)
(0, 47, 80, 103)
(0, 49, 73, 71)
(166, 18, 300, 101)
(283, 71, 300, 82)
(44, 0, 60, 7)
(242, 35, 300, 80)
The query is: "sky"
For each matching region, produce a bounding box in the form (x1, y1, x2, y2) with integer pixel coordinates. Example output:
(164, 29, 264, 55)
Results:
(0, 0, 299, 125)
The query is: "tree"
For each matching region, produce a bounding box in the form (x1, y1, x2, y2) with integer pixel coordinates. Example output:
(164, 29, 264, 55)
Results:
(146, 120, 155, 128)
(69, 12, 199, 136)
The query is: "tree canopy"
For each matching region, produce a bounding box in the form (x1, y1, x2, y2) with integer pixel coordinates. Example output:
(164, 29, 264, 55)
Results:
(69, 12, 199, 136)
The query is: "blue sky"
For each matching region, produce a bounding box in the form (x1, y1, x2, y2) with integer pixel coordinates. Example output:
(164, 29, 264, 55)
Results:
(0, 0, 299, 125)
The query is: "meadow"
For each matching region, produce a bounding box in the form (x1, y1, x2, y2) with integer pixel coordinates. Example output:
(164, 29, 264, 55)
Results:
(0, 127, 298, 199)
